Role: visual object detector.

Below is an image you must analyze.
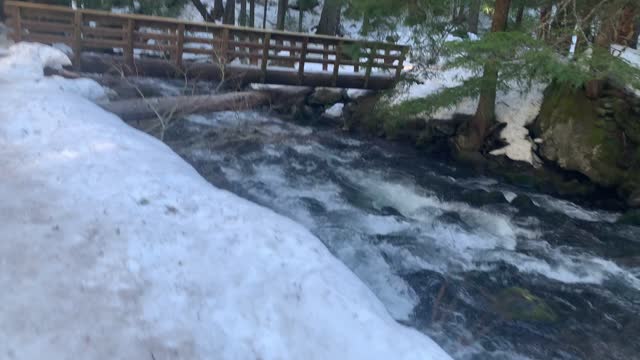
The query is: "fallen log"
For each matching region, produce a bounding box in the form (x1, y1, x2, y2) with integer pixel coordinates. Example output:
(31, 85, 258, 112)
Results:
(99, 91, 272, 121)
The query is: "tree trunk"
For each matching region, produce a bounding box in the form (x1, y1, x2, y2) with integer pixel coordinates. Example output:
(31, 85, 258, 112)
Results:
(539, 1, 552, 40)
(263, 0, 268, 28)
(468, 0, 480, 34)
(276, 0, 288, 30)
(631, 19, 640, 49)
(191, 0, 215, 22)
(455, 0, 512, 153)
(316, 0, 341, 35)
(213, 0, 225, 20)
(0, 0, 5, 21)
(239, 0, 247, 26)
(617, 3, 637, 46)
(514, 3, 525, 28)
(249, 0, 255, 27)
(223, 0, 236, 25)
(101, 92, 272, 121)
(298, 8, 304, 32)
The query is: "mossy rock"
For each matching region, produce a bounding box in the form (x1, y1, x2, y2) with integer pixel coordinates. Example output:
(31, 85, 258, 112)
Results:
(493, 287, 558, 323)
(535, 85, 626, 187)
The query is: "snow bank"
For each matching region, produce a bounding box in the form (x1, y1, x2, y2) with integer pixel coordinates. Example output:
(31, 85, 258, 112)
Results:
(0, 42, 451, 360)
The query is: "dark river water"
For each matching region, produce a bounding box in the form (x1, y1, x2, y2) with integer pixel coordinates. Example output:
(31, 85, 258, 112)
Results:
(125, 79, 640, 360)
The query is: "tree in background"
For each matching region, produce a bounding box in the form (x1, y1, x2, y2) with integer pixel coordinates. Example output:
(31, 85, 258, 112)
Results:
(191, 0, 215, 21)
(213, 0, 225, 20)
(239, 0, 247, 26)
(276, 0, 288, 30)
(249, 0, 255, 27)
(223, 0, 235, 24)
(454, 0, 510, 152)
(292, 0, 318, 32)
(316, 0, 342, 35)
(467, 0, 481, 34)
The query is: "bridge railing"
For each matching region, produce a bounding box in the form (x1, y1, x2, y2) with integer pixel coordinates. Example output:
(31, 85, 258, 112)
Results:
(3, 1, 409, 88)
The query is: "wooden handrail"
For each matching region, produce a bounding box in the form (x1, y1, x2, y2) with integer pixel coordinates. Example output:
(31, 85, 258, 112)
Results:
(3, 0, 410, 89)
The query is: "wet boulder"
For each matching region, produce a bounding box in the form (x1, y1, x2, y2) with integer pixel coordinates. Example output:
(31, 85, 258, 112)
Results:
(511, 194, 538, 213)
(492, 287, 558, 323)
(307, 87, 345, 106)
(532, 83, 640, 205)
(460, 189, 508, 207)
(617, 209, 640, 226)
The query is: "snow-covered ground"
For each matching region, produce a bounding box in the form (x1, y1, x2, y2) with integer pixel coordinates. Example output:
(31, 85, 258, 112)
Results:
(0, 42, 451, 360)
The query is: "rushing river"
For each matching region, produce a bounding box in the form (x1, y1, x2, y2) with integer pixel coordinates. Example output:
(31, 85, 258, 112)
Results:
(124, 80, 640, 359)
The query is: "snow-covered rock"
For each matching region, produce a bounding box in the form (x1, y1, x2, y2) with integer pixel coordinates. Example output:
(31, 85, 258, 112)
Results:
(0, 43, 451, 360)
(324, 102, 344, 118)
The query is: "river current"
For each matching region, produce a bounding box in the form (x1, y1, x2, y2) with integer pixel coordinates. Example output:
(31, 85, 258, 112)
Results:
(124, 78, 640, 360)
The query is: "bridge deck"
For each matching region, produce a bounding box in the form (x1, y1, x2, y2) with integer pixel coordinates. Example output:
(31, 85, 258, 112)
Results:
(3, 1, 409, 90)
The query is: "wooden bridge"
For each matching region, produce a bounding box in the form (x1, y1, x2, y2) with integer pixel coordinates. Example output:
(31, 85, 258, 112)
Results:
(3, 1, 409, 90)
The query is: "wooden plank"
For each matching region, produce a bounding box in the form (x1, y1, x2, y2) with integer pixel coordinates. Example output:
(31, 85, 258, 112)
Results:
(72, 11, 81, 69)
(125, 18, 134, 70)
(332, 41, 343, 87)
(133, 43, 175, 52)
(82, 26, 125, 38)
(176, 24, 185, 69)
(394, 46, 408, 82)
(298, 37, 308, 85)
(15, 6, 22, 42)
(363, 45, 376, 89)
(84, 38, 127, 49)
(22, 33, 70, 44)
(134, 31, 178, 42)
(260, 32, 271, 83)
(20, 20, 74, 33)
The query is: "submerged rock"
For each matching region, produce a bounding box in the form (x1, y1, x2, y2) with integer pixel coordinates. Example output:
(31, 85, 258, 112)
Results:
(460, 189, 508, 207)
(617, 210, 640, 226)
(493, 287, 558, 323)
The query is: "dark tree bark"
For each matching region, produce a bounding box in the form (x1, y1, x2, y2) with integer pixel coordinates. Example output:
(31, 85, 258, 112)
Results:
(249, 0, 256, 27)
(0, 0, 5, 21)
(514, 3, 525, 28)
(263, 0, 268, 28)
(468, 0, 481, 34)
(191, 0, 215, 22)
(239, 0, 247, 25)
(316, 0, 341, 35)
(213, 0, 225, 20)
(455, 0, 512, 153)
(631, 19, 640, 49)
(276, 0, 288, 30)
(617, 3, 637, 46)
(223, 0, 236, 25)
(298, 7, 304, 32)
(539, 1, 552, 40)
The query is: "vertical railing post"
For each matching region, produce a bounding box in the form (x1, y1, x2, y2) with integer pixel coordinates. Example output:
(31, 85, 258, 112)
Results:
(175, 23, 185, 70)
(363, 44, 376, 89)
(395, 46, 408, 83)
(220, 28, 230, 64)
(14, 6, 23, 42)
(331, 40, 343, 87)
(72, 10, 82, 70)
(260, 32, 271, 83)
(322, 43, 329, 71)
(297, 36, 308, 85)
(124, 18, 134, 72)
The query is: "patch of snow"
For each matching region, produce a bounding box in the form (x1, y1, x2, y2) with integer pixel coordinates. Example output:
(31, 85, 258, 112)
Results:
(467, 32, 479, 41)
(0, 42, 451, 360)
(51, 42, 73, 56)
(490, 84, 546, 164)
(324, 102, 344, 118)
(347, 88, 372, 99)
